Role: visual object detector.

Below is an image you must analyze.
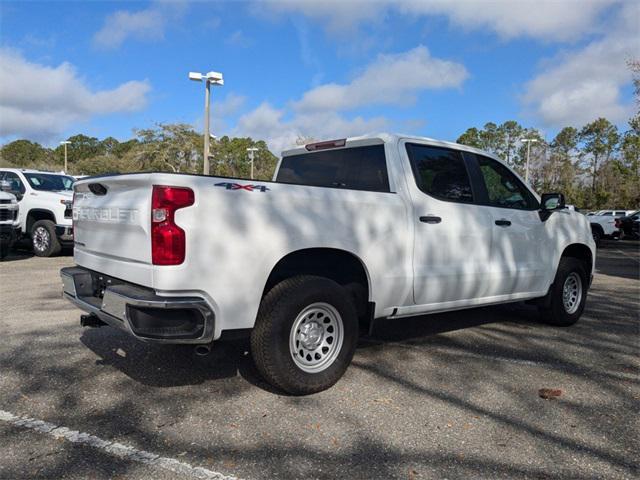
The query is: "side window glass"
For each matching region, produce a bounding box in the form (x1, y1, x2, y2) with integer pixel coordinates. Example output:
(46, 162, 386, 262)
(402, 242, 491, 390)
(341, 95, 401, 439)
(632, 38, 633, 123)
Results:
(477, 156, 538, 210)
(4, 172, 25, 194)
(405, 144, 473, 203)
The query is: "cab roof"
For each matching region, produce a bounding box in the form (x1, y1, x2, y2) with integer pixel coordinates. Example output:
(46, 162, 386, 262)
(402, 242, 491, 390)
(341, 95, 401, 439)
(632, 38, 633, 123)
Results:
(281, 133, 505, 165)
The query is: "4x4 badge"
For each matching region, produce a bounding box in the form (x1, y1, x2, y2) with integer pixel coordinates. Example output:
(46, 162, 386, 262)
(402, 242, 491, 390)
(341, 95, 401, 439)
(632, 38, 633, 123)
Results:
(215, 182, 270, 192)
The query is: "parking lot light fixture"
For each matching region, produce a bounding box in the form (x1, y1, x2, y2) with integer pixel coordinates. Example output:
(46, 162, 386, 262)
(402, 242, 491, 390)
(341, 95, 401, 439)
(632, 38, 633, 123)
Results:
(189, 70, 224, 175)
(247, 147, 258, 180)
(520, 138, 538, 183)
(60, 141, 72, 173)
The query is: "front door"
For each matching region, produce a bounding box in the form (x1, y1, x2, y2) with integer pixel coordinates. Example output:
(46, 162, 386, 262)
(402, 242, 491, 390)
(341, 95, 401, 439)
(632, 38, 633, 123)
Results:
(473, 154, 547, 296)
(404, 143, 494, 306)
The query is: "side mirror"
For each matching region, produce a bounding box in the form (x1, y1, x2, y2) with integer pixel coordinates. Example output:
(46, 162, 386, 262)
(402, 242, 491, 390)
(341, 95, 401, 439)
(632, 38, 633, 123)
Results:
(539, 193, 565, 221)
(541, 193, 565, 211)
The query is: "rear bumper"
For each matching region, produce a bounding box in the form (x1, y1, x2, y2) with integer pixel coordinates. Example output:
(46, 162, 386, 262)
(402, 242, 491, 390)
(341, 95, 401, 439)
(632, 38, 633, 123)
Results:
(60, 266, 215, 344)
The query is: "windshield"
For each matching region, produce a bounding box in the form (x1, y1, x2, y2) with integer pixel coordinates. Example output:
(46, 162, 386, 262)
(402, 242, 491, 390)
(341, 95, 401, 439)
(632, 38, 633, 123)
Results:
(24, 173, 74, 192)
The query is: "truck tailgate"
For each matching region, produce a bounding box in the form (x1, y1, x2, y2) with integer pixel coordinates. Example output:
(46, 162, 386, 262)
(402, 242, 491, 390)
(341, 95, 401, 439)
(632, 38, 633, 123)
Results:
(73, 176, 153, 282)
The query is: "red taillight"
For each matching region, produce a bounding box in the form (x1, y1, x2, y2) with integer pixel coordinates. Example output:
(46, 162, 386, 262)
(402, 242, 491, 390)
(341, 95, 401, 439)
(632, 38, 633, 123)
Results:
(151, 185, 194, 265)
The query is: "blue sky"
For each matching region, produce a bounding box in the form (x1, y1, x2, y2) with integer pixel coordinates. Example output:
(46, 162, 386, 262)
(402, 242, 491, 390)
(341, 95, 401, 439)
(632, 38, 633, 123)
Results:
(0, 0, 636, 154)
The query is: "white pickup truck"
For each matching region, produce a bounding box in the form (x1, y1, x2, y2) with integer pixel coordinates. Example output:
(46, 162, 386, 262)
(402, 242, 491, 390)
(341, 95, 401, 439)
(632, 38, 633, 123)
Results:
(588, 209, 633, 246)
(0, 169, 75, 256)
(61, 134, 595, 394)
(0, 189, 20, 259)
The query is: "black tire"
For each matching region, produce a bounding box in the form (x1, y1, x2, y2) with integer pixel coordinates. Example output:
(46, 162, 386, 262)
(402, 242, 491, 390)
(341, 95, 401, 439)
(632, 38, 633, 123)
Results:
(251, 275, 359, 395)
(0, 242, 8, 259)
(591, 226, 602, 248)
(31, 220, 61, 257)
(538, 257, 588, 327)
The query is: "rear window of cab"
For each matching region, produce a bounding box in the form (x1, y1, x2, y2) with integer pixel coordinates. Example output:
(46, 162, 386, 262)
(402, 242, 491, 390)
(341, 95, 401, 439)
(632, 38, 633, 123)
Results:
(276, 145, 390, 193)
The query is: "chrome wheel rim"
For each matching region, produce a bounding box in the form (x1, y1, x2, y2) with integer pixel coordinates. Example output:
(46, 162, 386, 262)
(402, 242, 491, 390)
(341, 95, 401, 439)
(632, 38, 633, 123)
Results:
(562, 272, 582, 314)
(289, 302, 343, 373)
(33, 226, 50, 252)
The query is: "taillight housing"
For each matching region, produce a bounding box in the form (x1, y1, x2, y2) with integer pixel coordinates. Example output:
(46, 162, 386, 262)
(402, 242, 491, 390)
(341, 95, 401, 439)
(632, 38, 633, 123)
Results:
(151, 185, 194, 265)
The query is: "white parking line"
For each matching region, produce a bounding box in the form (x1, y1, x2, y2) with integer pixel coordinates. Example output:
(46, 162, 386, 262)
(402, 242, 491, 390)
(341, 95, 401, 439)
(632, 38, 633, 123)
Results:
(0, 410, 239, 480)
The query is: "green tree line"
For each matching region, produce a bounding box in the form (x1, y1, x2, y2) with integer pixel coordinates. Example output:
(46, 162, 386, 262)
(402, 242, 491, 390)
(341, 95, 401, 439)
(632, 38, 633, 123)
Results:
(456, 116, 639, 210)
(1, 116, 638, 210)
(0, 123, 279, 181)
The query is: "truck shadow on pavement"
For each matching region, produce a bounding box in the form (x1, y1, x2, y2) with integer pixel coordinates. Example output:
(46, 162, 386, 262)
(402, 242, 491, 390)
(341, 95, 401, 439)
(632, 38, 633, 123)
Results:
(78, 301, 530, 393)
(79, 328, 274, 391)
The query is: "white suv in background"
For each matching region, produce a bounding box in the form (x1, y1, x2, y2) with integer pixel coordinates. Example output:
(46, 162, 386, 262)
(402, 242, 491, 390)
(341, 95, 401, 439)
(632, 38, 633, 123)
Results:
(0, 169, 75, 256)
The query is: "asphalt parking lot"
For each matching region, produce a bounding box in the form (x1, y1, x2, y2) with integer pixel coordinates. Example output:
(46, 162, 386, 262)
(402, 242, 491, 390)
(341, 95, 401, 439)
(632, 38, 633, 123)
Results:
(1, 241, 638, 480)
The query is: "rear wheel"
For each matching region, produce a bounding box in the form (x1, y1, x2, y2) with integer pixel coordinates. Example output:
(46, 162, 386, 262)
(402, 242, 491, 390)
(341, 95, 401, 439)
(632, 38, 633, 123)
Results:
(0, 242, 9, 259)
(251, 275, 358, 395)
(538, 257, 588, 326)
(31, 220, 61, 257)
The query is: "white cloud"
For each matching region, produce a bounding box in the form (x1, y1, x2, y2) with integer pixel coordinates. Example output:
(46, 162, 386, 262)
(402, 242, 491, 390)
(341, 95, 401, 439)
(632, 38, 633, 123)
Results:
(256, 0, 618, 42)
(235, 102, 389, 155)
(398, 0, 618, 42)
(214, 93, 247, 117)
(253, 0, 384, 33)
(234, 44, 466, 153)
(0, 49, 151, 141)
(93, 1, 187, 49)
(295, 45, 467, 112)
(225, 30, 252, 48)
(521, 3, 637, 127)
(205, 93, 247, 134)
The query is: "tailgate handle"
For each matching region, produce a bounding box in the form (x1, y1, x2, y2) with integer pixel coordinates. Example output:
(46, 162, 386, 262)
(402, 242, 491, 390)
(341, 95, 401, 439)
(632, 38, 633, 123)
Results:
(88, 183, 108, 195)
(495, 219, 512, 227)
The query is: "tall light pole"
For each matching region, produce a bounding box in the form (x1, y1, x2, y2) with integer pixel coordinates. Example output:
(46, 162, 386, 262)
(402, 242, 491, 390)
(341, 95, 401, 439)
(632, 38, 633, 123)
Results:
(60, 141, 71, 173)
(247, 147, 258, 180)
(189, 71, 224, 175)
(520, 138, 538, 183)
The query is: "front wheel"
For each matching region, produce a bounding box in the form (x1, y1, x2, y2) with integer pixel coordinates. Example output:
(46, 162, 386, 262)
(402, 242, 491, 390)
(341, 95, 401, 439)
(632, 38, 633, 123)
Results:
(538, 257, 588, 326)
(251, 275, 359, 395)
(31, 220, 61, 257)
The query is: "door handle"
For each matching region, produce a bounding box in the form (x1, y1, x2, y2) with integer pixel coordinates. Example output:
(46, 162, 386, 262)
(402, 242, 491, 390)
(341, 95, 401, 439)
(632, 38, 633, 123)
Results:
(420, 215, 442, 224)
(495, 219, 511, 227)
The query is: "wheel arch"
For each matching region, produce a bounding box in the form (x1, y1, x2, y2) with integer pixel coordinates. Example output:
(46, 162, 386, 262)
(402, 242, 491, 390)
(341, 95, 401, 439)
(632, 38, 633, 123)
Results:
(26, 209, 56, 234)
(561, 243, 594, 281)
(262, 247, 373, 319)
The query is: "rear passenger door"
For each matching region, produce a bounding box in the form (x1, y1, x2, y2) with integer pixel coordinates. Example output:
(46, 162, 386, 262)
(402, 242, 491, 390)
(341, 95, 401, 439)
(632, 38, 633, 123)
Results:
(404, 143, 494, 306)
(471, 154, 547, 296)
